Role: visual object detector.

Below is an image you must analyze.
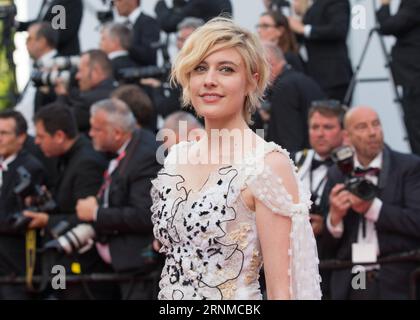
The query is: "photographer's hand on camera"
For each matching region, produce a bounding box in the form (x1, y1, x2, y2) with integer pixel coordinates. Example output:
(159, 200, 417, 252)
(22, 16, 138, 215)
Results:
(76, 196, 98, 222)
(23, 210, 49, 229)
(348, 193, 374, 216)
(329, 184, 352, 226)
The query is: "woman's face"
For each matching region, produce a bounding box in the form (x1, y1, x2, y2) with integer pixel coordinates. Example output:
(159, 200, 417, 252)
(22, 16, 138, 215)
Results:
(257, 15, 282, 43)
(189, 47, 251, 121)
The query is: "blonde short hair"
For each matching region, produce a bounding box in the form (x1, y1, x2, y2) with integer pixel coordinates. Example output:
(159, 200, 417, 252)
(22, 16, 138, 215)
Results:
(171, 17, 270, 124)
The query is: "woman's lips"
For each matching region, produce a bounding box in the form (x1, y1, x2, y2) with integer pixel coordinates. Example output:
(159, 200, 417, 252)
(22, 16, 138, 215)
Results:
(200, 93, 224, 103)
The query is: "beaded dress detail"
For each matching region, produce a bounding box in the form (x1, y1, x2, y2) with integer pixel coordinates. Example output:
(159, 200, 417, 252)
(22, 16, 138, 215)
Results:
(151, 140, 322, 300)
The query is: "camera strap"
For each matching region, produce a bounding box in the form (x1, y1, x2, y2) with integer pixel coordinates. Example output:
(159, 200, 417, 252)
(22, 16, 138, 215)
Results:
(25, 229, 37, 292)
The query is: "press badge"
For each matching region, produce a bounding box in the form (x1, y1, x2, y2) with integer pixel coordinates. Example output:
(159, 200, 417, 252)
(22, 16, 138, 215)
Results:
(351, 243, 377, 263)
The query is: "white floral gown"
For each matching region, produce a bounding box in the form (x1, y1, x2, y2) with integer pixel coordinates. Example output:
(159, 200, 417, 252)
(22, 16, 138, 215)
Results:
(151, 140, 322, 300)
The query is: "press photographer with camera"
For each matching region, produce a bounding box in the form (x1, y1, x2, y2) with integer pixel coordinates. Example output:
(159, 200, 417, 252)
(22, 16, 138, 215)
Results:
(54, 50, 116, 134)
(321, 106, 420, 300)
(154, 0, 232, 34)
(15, 22, 59, 136)
(76, 98, 162, 299)
(262, 42, 325, 153)
(140, 17, 204, 123)
(0, 110, 47, 299)
(288, 0, 353, 102)
(26, 103, 115, 299)
(99, 22, 138, 82)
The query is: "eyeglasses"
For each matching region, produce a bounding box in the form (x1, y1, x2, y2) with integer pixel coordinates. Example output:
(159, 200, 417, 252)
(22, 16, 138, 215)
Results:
(256, 23, 277, 30)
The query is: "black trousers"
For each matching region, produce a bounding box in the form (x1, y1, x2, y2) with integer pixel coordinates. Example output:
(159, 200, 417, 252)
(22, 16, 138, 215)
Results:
(0, 284, 37, 300)
(348, 270, 380, 300)
(401, 87, 420, 156)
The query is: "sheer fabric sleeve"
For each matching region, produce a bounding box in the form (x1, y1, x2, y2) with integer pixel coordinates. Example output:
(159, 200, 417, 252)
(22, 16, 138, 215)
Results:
(246, 155, 322, 300)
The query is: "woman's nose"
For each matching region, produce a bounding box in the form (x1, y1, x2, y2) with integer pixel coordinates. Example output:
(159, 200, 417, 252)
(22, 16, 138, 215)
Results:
(203, 69, 217, 87)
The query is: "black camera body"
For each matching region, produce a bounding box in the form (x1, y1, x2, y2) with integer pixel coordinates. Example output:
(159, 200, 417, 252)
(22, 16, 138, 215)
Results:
(118, 65, 171, 84)
(31, 56, 79, 89)
(331, 146, 378, 201)
(8, 166, 56, 231)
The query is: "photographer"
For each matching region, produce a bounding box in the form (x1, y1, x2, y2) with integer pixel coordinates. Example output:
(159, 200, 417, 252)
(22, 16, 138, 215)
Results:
(15, 22, 59, 136)
(0, 110, 46, 299)
(376, 0, 420, 156)
(288, 0, 353, 102)
(76, 98, 162, 299)
(154, 0, 232, 33)
(322, 106, 420, 300)
(140, 17, 204, 123)
(100, 22, 139, 82)
(16, 0, 83, 56)
(28, 103, 114, 299)
(263, 42, 325, 153)
(114, 0, 160, 67)
(55, 50, 116, 133)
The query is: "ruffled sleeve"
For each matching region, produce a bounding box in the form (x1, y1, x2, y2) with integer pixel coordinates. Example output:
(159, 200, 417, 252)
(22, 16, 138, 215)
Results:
(245, 143, 322, 300)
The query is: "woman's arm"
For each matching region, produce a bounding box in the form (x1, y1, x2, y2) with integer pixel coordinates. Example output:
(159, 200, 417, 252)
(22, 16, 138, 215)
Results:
(254, 152, 299, 300)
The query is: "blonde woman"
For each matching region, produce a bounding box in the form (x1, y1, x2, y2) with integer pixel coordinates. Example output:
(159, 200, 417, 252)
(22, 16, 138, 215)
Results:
(151, 17, 321, 300)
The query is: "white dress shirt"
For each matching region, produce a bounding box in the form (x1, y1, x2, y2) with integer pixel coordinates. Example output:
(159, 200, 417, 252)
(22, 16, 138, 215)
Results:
(327, 152, 384, 262)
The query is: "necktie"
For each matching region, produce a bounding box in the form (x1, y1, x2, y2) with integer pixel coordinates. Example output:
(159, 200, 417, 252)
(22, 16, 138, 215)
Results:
(97, 151, 126, 200)
(354, 167, 381, 178)
(311, 157, 333, 170)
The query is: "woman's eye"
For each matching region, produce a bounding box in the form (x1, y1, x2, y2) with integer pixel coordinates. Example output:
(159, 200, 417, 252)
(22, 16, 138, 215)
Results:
(193, 65, 206, 72)
(220, 66, 234, 73)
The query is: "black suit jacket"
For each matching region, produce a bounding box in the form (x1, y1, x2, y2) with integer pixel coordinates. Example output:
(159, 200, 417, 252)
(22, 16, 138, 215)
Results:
(94, 129, 162, 272)
(266, 66, 326, 153)
(129, 12, 160, 67)
(377, 0, 420, 89)
(57, 78, 116, 133)
(155, 0, 233, 33)
(0, 150, 46, 276)
(111, 54, 139, 81)
(321, 146, 420, 299)
(17, 0, 83, 56)
(302, 0, 353, 90)
(45, 136, 108, 273)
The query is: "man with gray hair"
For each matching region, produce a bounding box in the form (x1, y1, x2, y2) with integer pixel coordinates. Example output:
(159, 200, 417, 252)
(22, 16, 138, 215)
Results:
(99, 23, 139, 81)
(76, 98, 162, 299)
(262, 41, 325, 153)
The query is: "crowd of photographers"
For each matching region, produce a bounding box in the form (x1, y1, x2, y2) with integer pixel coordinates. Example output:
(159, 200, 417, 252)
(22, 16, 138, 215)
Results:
(0, 0, 420, 300)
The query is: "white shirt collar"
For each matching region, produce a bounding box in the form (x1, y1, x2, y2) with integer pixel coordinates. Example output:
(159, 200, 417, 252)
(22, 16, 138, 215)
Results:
(128, 6, 142, 25)
(0, 153, 18, 171)
(354, 151, 383, 170)
(108, 50, 129, 60)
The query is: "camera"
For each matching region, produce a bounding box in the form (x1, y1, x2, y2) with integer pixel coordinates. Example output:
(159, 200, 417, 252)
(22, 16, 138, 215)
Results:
(31, 56, 79, 88)
(118, 65, 170, 83)
(331, 146, 378, 201)
(8, 166, 56, 231)
(44, 223, 96, 255)
(96, 0, 114, 25)
(269, 0, 292, 15)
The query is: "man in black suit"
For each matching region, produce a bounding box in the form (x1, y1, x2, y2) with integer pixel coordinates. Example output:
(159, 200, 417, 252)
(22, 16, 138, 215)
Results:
(377, 0, 420, 156)
(321, 106, 420, 299)
(76, 98, 162, 299)
(100, 22, 139, 82)
(263, 42, 325, 153)
(0, 110, 46, 299)
(16, 0, 83, 56)
(288, 0, 353, 102)
(114, 0, 160, 67)
(55, 50, 116, 133)
(15, 22, 59, 136)
(25, 103, 114, 299)
(155, 0, 233, 33)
